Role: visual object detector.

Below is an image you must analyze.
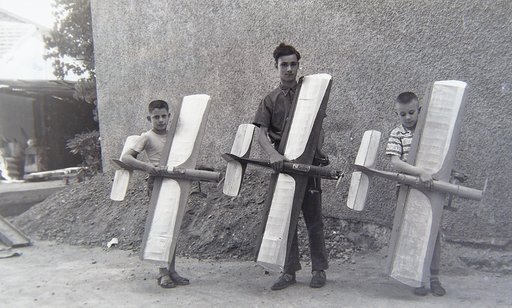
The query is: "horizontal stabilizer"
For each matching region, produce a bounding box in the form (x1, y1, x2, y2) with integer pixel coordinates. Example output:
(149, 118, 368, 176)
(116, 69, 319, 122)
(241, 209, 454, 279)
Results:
(223, 124, 255, 197)
(110, 135, 139, 201)
(346, 130, 381, 211)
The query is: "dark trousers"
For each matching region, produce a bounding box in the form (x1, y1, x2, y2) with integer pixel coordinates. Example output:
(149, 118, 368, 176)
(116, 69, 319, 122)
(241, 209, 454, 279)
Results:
(284, 177, 328, 274)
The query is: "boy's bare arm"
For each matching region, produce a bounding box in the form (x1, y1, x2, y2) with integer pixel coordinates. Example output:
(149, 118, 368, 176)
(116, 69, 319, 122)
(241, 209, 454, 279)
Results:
(257, 126, 286, 172)
(390, 155, 434, 189)
(121, 149, 164, 175)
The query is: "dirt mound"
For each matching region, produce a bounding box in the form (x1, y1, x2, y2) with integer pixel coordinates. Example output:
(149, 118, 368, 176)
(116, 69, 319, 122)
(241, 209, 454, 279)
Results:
(13, 172, 149, 250)
(12, 171, 364, 263)
(12, 171, 512, 274)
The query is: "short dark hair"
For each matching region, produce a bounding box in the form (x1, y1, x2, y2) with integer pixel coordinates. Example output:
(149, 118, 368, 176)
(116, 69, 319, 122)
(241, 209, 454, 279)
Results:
(148, 100, 169, 112)
(273, 43, 301, 64)
(396, 92, 418, 104)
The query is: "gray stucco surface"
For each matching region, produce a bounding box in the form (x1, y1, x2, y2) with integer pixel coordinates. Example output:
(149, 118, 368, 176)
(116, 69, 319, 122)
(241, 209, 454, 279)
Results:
(91, 0, 512, 244)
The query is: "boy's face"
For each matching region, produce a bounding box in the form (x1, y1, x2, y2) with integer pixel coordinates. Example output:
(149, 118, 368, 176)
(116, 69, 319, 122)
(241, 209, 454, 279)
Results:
(276, 54, 299, 83)
(147, 108, 170, 132)
(396, 99, 420, 129)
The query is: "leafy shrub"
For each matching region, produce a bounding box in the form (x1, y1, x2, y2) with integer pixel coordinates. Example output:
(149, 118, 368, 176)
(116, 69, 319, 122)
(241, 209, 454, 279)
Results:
(66, 130, 102, 174)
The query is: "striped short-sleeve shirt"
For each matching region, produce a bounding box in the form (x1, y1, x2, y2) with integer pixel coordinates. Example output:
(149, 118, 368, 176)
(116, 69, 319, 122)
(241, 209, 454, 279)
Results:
(385, 124, 414, 162)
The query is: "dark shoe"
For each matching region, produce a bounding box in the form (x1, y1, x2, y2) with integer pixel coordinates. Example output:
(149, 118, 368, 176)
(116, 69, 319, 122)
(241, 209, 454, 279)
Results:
(413, 286, 428, 296)
(271, 273, 296, 291)
(157, 275, 176, 288)
(170, 271, 190, 286)
(310, 270, 326, 288)
(430, 279, 446, 296)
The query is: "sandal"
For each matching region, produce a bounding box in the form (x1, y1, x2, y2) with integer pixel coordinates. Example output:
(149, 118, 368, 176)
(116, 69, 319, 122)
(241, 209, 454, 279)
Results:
(157, 274, 176, 288)
(170, 271, 190, 285)
(430, 279, 446, 296)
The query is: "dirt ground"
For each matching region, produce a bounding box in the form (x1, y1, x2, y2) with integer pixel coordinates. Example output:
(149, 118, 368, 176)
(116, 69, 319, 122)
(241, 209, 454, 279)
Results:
(1, 240, 511, 308)
(3, 173, 512, 307)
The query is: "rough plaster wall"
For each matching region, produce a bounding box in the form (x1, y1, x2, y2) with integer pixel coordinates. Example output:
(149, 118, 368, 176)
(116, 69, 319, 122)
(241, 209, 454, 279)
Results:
(91, 0, 512, 243)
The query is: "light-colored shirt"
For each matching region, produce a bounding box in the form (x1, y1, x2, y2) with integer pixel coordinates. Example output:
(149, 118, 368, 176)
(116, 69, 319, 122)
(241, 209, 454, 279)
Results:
(131, 129, 167, 165)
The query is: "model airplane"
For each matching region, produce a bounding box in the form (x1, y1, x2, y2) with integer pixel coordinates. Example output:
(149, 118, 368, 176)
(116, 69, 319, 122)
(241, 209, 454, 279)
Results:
(222, 74, 343, 272)
(347, 80, 486, 287)
(110, 94, 220, 265)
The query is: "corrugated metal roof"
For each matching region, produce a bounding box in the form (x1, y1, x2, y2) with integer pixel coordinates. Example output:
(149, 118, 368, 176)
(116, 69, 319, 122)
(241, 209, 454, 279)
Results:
(0, 79, 76, 99)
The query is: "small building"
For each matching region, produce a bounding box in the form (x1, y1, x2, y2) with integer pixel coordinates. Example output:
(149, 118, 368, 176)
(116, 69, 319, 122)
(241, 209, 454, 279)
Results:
(0, 79, 98, 175)
(0, 8, 97, 178)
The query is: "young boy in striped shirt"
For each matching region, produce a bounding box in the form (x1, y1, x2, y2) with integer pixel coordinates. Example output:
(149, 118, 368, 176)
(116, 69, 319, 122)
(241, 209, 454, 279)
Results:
(385, 92, 446, 297)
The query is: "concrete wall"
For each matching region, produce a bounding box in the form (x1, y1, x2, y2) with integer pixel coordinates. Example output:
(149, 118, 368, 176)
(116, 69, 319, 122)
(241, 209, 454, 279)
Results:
(91, 0, 512, 245)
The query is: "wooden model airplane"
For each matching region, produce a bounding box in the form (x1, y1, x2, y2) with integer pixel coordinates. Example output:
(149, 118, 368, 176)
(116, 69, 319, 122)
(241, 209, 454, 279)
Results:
(346, 80, 486, 287)
(110, 94, 221, 265)
(222, 74, 344, 272)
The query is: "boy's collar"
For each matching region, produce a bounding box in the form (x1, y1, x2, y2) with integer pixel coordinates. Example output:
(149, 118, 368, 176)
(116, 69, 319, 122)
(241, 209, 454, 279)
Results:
(401, 124, 415, 132)
(279, 81, 297, 96)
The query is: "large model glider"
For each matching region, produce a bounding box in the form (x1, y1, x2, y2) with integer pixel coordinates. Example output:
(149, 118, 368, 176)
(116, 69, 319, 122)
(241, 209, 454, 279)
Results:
(222, 74, 343, 272)
(347, 80, 485, 287)
(110, 94, 221, 265)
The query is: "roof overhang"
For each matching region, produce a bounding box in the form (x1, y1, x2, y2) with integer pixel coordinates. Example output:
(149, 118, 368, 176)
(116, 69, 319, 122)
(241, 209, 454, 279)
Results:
(0, 79, 76, 100)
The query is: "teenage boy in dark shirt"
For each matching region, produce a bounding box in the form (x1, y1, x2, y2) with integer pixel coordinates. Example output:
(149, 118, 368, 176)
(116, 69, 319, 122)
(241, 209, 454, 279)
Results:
(253, 43, 329, 291)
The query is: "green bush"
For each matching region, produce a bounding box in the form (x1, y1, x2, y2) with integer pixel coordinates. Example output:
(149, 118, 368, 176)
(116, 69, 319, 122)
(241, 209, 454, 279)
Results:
(66, 130, 102, 174)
